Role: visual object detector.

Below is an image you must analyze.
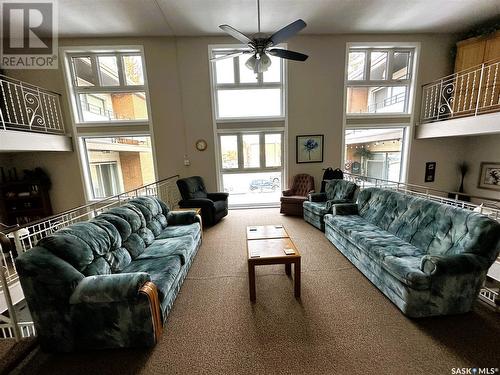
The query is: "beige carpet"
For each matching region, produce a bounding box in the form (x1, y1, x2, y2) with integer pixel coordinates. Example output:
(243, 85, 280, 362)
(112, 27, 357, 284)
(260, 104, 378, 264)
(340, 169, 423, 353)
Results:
(25, 208, 500, 374)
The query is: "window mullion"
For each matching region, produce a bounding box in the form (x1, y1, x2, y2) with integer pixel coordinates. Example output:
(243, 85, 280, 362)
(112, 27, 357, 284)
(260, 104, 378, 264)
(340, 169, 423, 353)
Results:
(234, 56, 240, 84)
(387, 50, 394, 80)
(259, 133, 265, 168)
(116, 53, 126, 86)
(237, 134, 244, 169)
(365, 51, 372, 81)
(92, 55, 101, 86)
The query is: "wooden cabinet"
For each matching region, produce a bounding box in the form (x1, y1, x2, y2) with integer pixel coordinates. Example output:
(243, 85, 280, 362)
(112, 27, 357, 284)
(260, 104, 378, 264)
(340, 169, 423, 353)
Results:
(455, 31, 500, 72)
(450, 32, 500, 116)
(0, 180, 52, 226)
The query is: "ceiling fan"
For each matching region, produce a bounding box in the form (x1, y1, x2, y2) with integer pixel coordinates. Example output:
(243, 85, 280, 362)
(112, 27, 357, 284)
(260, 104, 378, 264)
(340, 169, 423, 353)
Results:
(212, 0, 308, 73)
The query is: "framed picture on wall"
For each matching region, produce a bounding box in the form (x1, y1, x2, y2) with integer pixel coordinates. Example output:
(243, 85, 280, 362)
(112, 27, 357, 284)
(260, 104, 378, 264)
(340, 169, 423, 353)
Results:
(477, 162, 500, 191)
(296, 135, 324, 163)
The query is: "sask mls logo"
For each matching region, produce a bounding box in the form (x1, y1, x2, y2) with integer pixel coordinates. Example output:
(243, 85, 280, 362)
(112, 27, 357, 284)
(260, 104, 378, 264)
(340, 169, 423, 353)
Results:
(1, 0, 58, 69)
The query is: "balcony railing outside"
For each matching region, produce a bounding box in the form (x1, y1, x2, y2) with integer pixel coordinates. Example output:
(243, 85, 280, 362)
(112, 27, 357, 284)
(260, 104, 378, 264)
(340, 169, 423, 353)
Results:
(0, 175, 181, 340)
(0, 74, 65, 134)
(420, 57, 500, 124)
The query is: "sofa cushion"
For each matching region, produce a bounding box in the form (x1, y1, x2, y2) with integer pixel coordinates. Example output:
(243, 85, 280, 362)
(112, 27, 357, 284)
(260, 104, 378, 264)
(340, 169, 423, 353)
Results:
(136, 236, 194, 265)
(122, 233, 146, 259)
(95, 214, 132, 242)
(137, 228, 155, 246)
(357, 188, 500, 261)
(38, 234, 94, 272)
(381, 255, 430, 290)
(122, 256, 182, 302)
(157, 222, 201, 240)
(303, 201, 329, 216)
(325, 179, 357, 201)
(106, 206, 144, 233)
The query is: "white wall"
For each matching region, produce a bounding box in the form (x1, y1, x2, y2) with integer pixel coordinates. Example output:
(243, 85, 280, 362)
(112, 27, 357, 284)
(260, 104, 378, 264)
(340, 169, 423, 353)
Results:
(5, 32, 500, 213)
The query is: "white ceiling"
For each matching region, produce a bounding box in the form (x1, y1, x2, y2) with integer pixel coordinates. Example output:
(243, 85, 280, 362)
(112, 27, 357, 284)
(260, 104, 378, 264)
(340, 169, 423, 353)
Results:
(56, 0, 500, 37)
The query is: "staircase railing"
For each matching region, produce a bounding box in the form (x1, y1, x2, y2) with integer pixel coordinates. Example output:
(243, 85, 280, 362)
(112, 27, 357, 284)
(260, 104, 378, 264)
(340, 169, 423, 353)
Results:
(420, 57, 500, 124)
(0, 174, 181, 340)
(0, 74, 65, 134)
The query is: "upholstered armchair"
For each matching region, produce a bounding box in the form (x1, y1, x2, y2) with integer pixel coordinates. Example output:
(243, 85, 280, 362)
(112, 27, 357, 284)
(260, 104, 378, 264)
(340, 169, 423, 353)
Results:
(177, 176, 228, 226)
(280, 174, 315, 216)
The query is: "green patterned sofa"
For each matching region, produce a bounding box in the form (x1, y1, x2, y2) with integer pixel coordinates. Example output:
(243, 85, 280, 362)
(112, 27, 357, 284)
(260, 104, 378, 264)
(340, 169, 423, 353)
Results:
(324, 188, 500, 317)
(16, 196, 201, 352)
(303, 179, 358, 231)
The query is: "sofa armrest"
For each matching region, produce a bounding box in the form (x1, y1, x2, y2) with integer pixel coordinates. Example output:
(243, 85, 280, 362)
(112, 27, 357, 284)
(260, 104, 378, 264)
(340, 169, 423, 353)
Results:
(167, 211, 200, 226)
(332, 203, 359, 216)
(309, 192, 327, 202)
(179, 198, 215, 209)
(206, 192, 229, 201)
(420, 254, 490, 277)
(282, 189, 294, 196)
(69, 273, 162, 349)
(70, 273, 151, 304)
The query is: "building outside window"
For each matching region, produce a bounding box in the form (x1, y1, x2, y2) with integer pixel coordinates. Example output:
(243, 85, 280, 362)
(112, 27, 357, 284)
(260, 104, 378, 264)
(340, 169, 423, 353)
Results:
(343, 44, 417, 182)
(344, 128, 405, 181)
(82, 136, 155, 199)
(67, 52, 148, 123)
(346, 48, 414, 114)
(64, 48, 156, 201)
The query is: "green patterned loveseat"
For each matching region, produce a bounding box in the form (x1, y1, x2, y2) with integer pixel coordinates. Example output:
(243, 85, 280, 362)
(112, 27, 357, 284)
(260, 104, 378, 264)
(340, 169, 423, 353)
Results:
(324, 188, 500, 317)
(16, 196, 201, 351)
(303, 179, 358, 231)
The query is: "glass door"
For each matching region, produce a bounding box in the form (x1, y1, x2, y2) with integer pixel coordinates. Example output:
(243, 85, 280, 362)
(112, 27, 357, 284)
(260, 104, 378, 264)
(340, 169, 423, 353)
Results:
(219, 132, 284, 207)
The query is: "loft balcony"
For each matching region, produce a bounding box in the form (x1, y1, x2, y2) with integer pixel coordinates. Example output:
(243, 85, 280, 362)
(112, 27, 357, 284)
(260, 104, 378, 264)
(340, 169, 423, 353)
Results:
(416, 57, 500, 138)
(0, 75, 72, 152)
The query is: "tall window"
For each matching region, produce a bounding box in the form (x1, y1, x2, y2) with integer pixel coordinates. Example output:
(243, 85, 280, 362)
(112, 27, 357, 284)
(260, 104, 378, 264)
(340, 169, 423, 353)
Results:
(344, 128, 405, 181)
(82, 136, 155, 199)
(346, 48, 414, 114)
(219, 132, 283, 207)
(210, 48, 284, 119)
(67, 52, 148, 123)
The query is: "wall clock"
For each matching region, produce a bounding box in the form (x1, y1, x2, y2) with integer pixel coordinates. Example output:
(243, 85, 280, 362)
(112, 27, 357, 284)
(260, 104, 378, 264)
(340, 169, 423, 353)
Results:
(195, 139, 208, 151)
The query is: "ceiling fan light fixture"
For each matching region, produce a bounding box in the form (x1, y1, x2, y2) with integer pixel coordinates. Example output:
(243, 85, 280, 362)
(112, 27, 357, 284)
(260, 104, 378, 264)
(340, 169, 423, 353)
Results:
(245, 53, 272, 74)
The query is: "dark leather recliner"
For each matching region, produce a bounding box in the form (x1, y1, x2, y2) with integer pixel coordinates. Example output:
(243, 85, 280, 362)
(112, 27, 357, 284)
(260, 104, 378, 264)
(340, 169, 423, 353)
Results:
(177, 176, 228, 226)
(280, 174, 315, 216)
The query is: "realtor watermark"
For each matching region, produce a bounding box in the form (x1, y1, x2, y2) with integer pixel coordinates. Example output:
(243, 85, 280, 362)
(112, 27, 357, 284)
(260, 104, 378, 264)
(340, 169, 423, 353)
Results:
(1, 0, 58, 69)
(452, 368, 499, 375)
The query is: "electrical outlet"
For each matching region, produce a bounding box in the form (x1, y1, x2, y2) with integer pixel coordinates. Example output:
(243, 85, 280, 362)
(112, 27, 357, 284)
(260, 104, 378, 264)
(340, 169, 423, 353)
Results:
(184, 158, 191, 166)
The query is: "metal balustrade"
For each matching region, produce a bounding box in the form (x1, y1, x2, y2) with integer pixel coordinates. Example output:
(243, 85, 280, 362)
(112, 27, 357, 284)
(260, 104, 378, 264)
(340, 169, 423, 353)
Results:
(0, 175, 181, 340)
(420, 57, 500, 124)
(0, 74, 65, 134)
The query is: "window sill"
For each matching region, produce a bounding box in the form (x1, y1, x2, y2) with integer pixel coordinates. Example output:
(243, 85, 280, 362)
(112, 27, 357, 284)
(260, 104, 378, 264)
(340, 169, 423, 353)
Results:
(75, 121, 150, 128)
(216, 116, 285, 123)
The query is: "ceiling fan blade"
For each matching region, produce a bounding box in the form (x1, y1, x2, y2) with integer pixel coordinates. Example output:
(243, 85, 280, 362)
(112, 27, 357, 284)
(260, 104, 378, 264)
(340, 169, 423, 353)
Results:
(268, 19, 306, 46)
(268, 48, 308, 61)
(219, 24, 253, 44)
(210, 51, 251, 62)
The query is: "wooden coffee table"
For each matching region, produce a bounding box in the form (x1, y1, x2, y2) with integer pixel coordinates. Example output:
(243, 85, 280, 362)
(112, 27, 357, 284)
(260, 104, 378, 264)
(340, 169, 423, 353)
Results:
(246, 226, 301, 302)
(246, 224, 289, 240)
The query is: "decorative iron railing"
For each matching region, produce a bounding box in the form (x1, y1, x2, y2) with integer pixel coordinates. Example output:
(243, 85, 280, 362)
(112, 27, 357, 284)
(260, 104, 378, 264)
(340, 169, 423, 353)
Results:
(0, 74, 65, 134)
(0, 175, 181, 340)
(420, 57, 500, 124)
